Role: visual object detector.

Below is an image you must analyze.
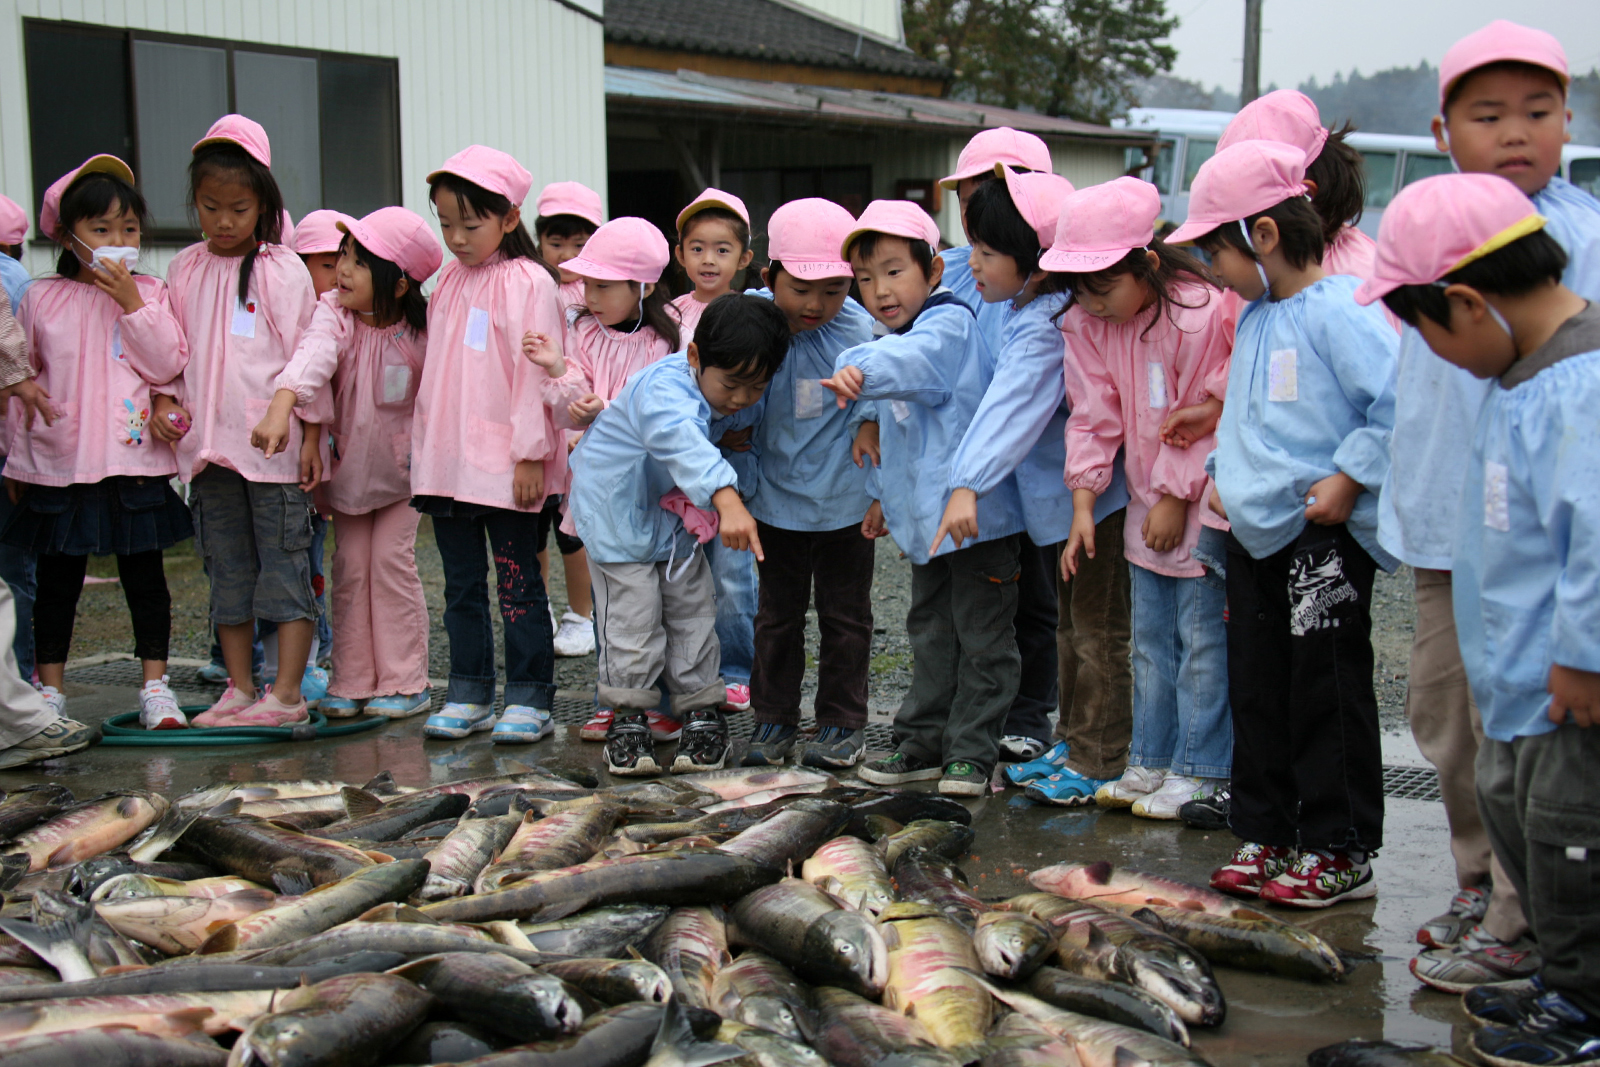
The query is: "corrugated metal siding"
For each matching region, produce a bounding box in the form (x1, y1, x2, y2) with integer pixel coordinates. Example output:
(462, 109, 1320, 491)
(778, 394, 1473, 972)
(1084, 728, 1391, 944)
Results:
(1050, 144, 1127, 190)
(0, 0, 606, 278)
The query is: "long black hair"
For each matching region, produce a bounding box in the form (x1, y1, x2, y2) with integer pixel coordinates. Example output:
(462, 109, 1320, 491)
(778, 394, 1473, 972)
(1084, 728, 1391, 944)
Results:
(575, 280, 681, 351)
(346, 235, 428, 335)
(1041, 235, 1217, 339)
(429, 173, 558, 283)
(965, 179, 1045, 276)
(1306, 123, 1367, 244)
(189, 143, 284, 304)
(53, 172, 148, 279)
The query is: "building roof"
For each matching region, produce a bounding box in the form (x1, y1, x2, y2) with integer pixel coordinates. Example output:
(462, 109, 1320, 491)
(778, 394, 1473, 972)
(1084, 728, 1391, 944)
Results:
(606, 66, 1158, 147)
(604, 0, 950, 82)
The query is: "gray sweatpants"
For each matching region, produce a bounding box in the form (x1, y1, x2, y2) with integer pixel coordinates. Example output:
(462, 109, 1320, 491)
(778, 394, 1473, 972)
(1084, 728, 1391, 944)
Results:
(1477, 724, 1600, 1014)
(0, 577, 55, 747)
(590, 552, 725, 715)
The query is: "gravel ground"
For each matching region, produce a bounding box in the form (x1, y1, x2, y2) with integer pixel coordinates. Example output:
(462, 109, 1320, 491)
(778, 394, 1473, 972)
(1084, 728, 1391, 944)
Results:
(70, 521, 1414, 730)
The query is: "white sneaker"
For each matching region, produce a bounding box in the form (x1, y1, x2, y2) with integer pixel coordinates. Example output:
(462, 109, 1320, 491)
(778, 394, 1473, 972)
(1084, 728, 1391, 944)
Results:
(138, 676, 187, 730)
(552, 611, 596, 657)
(39, 686, 65, 718)
(1095, 765, 1165, 808)
(1134, 774, 1223, 820)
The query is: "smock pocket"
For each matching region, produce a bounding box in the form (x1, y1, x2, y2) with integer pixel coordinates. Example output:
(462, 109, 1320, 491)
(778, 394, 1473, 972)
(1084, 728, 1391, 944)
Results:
(378, 347, 418, 409)
(1480, 599, 1549, 696)
(1526, 795, 1600, 917)
(22, 401, 78, 462)
(794, 379, 829, 420)
(465, 415, 514, 475)
(279, 487, 316, 552)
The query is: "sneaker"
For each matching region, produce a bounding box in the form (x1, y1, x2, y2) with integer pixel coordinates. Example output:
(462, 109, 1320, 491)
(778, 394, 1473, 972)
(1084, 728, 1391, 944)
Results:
(998, 735, 1046, 763)
(493, 705, 555, 744)
(859, 750, 943, 786)
(320, 696, 366, 719)
(742, 723, 798, 767)
(939, 761, 989, 797)
(1418, 884, 1493, 949)
(552, 612, 596, 657)
(580, 708, 614, 741)
(1471, 992, 1600, 1067)
(1412, 926, 1541, 994)
(1004, 740, 1071, 786)
(298, 666, 330, 710)
(1467, 978, 1548, 1028)
(1259, 848, 1377, 909)
(39, 686, 65, 718)
(191, 682, 259, 727)
(1095, 765, 1166, 809)
(1179, 785, 1232, 831)
(1024, 767, 1113, 807)
(229, 688, 310, 728)
(647, 709, 684, 741)
(364, 692, 431, 719)
(606, 712, 662, 777)
(138, 676, 187, 730)
(803, 726, 867, 769)
(1210, 842, 1296, 898)
(197, 661, 231, 684)
(422, 702, 496, 740)
(1134, 775, 1223, 821)
(673, 708, 730, 773)
(0, 717, 96, 769)
(723, 683, 752, 712)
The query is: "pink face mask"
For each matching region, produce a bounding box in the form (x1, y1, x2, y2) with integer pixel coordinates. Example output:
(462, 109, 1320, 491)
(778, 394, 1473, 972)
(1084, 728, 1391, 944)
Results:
(660, 488, 720, 544)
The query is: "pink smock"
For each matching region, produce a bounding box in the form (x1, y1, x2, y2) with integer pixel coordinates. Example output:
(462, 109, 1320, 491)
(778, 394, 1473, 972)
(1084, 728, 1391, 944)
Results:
(669, 291, 712, 348)
(164, 243, 318, 482)
(410, 254, 566, 511)
(8, 276, 187, 486)
(1063, 280, 1235, 577)
(543, 309, 673, 430)
(274, 291, 426, 515)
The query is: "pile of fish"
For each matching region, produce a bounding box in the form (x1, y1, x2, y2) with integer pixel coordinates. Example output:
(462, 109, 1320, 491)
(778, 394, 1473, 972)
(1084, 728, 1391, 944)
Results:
(0, 767, 1351, 1066)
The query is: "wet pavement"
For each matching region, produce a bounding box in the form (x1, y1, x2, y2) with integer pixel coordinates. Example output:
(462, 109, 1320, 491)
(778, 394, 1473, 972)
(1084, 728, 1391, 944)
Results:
(7, 663, 1473, 1067)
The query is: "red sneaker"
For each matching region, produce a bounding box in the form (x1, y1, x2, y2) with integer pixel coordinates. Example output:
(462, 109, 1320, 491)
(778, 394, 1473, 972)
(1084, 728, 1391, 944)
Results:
(580, 708, 613, 741)
(1259, 848, 1377, 909)
(646, 709, 683, 741)
(1210, 842, 1296, 898)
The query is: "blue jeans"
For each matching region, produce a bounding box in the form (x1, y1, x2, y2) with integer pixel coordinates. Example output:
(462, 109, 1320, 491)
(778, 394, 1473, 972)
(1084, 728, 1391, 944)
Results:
(0, 459, 36, 680)
(432, 507, 554, 709)
(704, 538, 756, 686)
(1128, 550, 1232, 779)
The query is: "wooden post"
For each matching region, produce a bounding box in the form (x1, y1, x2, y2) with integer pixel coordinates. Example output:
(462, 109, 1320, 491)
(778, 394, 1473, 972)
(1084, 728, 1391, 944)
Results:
(1241, 0, 1263, 105)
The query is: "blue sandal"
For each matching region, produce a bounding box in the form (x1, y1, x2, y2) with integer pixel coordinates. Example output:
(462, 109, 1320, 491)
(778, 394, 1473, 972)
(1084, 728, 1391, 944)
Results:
(422, 702, 495, 740)
(365, 692, 432, 719)
(319, 696, 365, 719)
(1004, 740, 1071, 786)
(1023, 766, 1113, 806)
(492, 705, 554, 744)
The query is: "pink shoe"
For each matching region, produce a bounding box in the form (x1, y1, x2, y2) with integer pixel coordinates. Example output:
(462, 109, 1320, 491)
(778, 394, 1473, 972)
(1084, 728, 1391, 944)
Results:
(723, 683, 751, 711)
(191, 682, 258, 727)
(229, 689, 311, 728)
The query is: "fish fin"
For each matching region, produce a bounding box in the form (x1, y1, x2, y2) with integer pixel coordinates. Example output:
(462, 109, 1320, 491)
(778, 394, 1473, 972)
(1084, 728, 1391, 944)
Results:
(878, 901, 941, 922)
(1174, 900, 1204, 912)
(1083, 860, 1113, 885)
(627, 945, 647, 961)
(363, 851, 397, 864)
(99, 964, 151, 975)
(1231, 907, 1275, 922)
(341, 787, 386, 819)
(361, 770, 397, 795)
(162, 1006, 216, 1034)
(1129, 907, 1166, 931)
(527, 897, 594, 924)
(270, 869, 315, 896)
(1084, 925, 1114, 953)
(650, 994, 745, 1067)
(220, 888, 279, 907)
(197, 923, 240, 955)
(116, 796, 142, 818)
(1113, 1047, 1156, 1067)
(204, 797, 243, 817)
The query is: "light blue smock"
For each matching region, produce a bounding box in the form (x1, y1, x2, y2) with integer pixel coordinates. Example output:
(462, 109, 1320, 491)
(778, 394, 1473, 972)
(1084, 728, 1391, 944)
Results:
(0, 255, 32, 312)
(834, 294, 1024, 565)
(1452, 317, 1600, 742)
(1208, 274, 1399, 569)
(745, 290, 877, 531)
(1378, 175, 1600, 569)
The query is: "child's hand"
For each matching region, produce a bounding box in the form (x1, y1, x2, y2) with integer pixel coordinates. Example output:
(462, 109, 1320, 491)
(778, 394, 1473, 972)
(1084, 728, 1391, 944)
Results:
(1142, 494, 1188, 554)
(297, 424, 323, 492)
(1208, 485, 1227, 521)
(1062, 492, 1099, 580)
(712, 486, 764, 561)
(513, 459, 546, 511)
(0, 378, 59, 430)
(251, 390, 299, 458)
(568, 395, 604, 426)
(852, 420, 880, 468)
(4, 478, 22, 506)
(1305, 471, 1361, 526)
(719, 426, 754, 453)
(1159, 396, 1224, 449)
(1549, 664, 1600, 728)
(149, 394, 190, 442)
(930, 489, 979, 556)
(89, 257, 146, 315)
(522, 331, 566, 377)
(821, 366, 865, 408)
(861, 499, 887, 540)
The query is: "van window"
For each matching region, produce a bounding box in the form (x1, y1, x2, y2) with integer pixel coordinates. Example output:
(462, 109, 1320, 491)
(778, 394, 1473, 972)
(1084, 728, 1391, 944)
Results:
(1402, 153, 1454, 187)
(1360, 152, 1398, 208)
(1570, 158, 1600, 199)
(1181, 139, 1216, 193)
(1150, 140, 1177, 195)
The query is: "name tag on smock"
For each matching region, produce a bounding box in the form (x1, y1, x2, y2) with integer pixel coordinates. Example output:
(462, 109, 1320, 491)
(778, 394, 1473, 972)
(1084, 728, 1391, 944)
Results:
(889, 400, 912, 423)
(794, 379, 829, 420)
(1146, 362, 1168, 409)
(1483, 461, 1511, 532)
(110, 321, 126, 362)
(1268, 349, 1298, 402)
(231, 298, 257, 339)
(383, 365, 412, 404)
(464, 308, 490, 351)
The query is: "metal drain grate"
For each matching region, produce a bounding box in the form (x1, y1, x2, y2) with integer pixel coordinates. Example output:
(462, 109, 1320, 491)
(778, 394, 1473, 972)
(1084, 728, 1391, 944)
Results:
(1382, 764, 1442, 802)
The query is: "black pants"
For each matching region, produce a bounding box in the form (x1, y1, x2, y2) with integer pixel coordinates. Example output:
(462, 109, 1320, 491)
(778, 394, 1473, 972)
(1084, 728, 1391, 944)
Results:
(1000, 534, 1062, 743)
(750, 521, 875, 730)
(1225, 523, 1384, 853)
(35, 551, 170, 664)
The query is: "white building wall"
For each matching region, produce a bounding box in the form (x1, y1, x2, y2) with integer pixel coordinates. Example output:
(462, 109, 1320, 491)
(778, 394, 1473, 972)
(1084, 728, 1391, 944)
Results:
(787, 0, 902, 43)
(0, 0, 607, 278)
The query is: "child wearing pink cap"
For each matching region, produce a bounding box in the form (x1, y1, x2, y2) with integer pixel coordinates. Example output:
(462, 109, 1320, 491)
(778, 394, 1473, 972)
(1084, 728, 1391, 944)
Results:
(1378, 21, 1600, 984)
(0, 194, 30, 310)
(1037, 177, 1235, 819)
(3, 156, 190, 732)
(412, 146, 567, 744)
(293, 209, 354, 297)
(1359, 171, 1600, 1062)
(253, 207, 441, 723)
(1171, 139, 1399, 908)
(150, 115, 323, 729)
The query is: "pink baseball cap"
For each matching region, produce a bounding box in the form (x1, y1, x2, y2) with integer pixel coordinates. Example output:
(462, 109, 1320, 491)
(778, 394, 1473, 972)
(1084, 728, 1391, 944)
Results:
(428, 146, 533, 207)
(1354, 173, 1545, 306)
(1166, 140, 1310, 246)
(293, 209, 351, 256)
(940, 127, 1053, 189)
(768, 198, 856, 280)
(0, 195, 26, 246)
(842, 200, 942, 259)
(1000, 167, 1075, 247)
(1218, 90, 1329, 161)
(1439, 21, 1568, 111)
(677, 188, 750, 234)
(39, 154, 138, 240)
(559, 217, 670, 284)
(536, 181, 604, 228)
(193, 114, 272, 167)
(340, 206, 445, 283)
(1041, 177, 1162, 273)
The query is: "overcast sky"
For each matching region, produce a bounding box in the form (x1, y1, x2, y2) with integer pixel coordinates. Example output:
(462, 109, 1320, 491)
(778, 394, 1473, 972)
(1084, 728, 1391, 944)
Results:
(1166, 0, 1600, 94)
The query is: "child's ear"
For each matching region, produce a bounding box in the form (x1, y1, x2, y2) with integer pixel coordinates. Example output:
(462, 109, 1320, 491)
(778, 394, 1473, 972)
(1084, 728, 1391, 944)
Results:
(760, 267, 771, 289)
(1431, 115, 1450, 154)
(685, 342, 700, 371)
(641, 282, 656, 300)
(502, 205, 522, 235)
(1144, 249, 1162, 272)
(394, 277, 410, 300)
(1301, 178, 1319, 199)
(927, 252, 945, 288)
(674, 244, 688, 270)
(1251, 217, 1281, 258)
(738, 247, 754, 270)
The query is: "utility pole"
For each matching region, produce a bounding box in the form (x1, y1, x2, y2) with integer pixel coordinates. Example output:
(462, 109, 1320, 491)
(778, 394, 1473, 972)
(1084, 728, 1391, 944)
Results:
(1241, 0, 1263, 105)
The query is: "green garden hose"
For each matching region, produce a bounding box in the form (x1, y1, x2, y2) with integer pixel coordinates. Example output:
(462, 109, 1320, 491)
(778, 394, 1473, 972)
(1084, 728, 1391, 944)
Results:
(99, 706, 388, 745)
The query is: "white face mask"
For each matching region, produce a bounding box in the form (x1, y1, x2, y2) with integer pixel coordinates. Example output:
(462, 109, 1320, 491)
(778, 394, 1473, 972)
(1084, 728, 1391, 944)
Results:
(68, 232, 138, 272)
